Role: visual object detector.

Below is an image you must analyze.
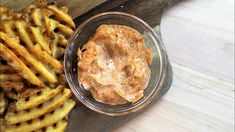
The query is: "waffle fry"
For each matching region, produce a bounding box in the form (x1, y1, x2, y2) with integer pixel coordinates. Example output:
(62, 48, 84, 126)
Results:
(5, 99, 75, 132)
(0, 21, 16, 37)
(0, 73, 23, 82)
(15, 20, 34, 48)
(46, 5, 75, 28)
(0, 82, 24, 92)
(5, 92, 18, 100)
(0, 92, 8, 116)
(5, 88, 72, 124)
(0, 65, 15, 73)
(31, 44, 63, 73)
(0, 44, 43, 86)
(34, 120, 68, 132)
(13, 85, 63, 111)
(30, 26, 51, 54)
(0, 32, 57, 84)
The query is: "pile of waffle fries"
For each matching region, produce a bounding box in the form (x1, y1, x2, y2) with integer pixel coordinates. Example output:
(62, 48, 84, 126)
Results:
(0, 1, 76, 131)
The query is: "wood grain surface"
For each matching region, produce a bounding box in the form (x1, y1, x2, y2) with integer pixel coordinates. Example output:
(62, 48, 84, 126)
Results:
(114, 0, 235, 132)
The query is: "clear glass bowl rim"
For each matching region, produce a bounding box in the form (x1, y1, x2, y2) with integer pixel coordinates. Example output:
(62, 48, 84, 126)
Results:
(64, 12, 168, 116)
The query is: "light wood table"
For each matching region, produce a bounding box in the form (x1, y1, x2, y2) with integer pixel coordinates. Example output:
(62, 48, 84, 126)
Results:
(114, 0, 234, 131)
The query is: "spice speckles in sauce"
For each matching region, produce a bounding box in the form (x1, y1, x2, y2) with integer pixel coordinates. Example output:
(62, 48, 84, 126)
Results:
(78, 24, 152, 105)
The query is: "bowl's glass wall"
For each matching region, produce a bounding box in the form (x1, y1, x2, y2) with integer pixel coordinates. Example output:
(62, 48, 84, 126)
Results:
(65, 12, 164, 115)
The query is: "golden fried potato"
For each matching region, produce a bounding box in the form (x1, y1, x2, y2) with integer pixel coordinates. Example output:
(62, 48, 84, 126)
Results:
(0, 32, 57, 84)
(30, 26, 51, 54)
(5, 92, 18, 100)
(5, 99, 75, 132)
(34, 120, 68, 132)
(0, 82, 24, 92)
(31, 8, 42, 27)
(0, 21, 16, 37)
(31, 44, 63, 73)
(46, 5, 75, 28)
(18, 87, 43, 98)
(0, 44, 43, 86)
(0, 73, 23, 82)
(13, 85, 63, 111)
(0, 92, 8, 116)
(15, 21, 34, 48)
(5, 88, 72, 125)
(0, 65, 15, 73)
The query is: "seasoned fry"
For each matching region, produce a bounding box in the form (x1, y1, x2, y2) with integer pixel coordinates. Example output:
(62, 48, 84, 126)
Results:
(0, 44, 43, 86)
(50, 33, 59, 58)
(57, 23, 74, 36)
(45, 120, 68, 132)
(43, 14, 57, 35)
(34, 120, 68, 132)
(47, 5, 75, 28)
(0, 82, 24, 92)
(57, 33, 68, 47)
(30, 26, 51, 54)
(5, 92, 18, 100)
(0, 73, 23, 82)
(0, 65, 15, 73)
(18, 88, 42, 98)
(5, 99, 75, 132)
(0, 92, 7, 115)
(1, 21, 16, 37)
(0, 118, 5, 132)
(61, 6, 68, 13)
(13, 85, 63, 111)
(15, 21, 34, 48)
(0, 7, 11, 21)
(0, 32, 57, 84)
(31, 44, 63, 73)
(5, 88, 72, 124)
(31, 8, 42, 27)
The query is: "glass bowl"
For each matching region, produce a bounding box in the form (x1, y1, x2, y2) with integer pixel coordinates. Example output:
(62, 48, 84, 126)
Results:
(64, 12, 167, 116)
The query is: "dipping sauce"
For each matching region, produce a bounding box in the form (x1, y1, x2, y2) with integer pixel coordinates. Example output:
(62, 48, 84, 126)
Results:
(78, 24, 152, 105)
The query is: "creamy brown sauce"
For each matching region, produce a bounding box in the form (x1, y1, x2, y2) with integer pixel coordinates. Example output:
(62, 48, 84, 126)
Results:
(78, 24, 152, 105)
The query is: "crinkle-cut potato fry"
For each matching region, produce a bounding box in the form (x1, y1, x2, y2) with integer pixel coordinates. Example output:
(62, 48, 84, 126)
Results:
(46, 5, 75, 28)
(18, 87, 42, 98)
(57, 33, 68, 47)
(0, 92, 8, 115)
(31, 8, 42, 27)
(0, 82, 24, 92)
(31, 44, 63, 73)
(0, 73, 23, 82)
(57, 23, 74, 36)
(0, 7, 11, 21)
(0, 32, 57, 84)
(61, 6, 68, 13)
(0, 44, 43, 86)
(0, 65, 15, 73)
(5, 88, 72, 125)
(35, 120, 68, 132)
(30, 26, 51, 54)
(43, 14, 57, 35)
(5, 99, 75, 132)
(0, 118, 5, 132)
(5, 92, 18, 100)
(17, 56, 48, 83)
(15, 21, 34, 48)
(52, 46, 65, 59)
(13, 85, 63, 111)
(0, 21, 16, 37)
